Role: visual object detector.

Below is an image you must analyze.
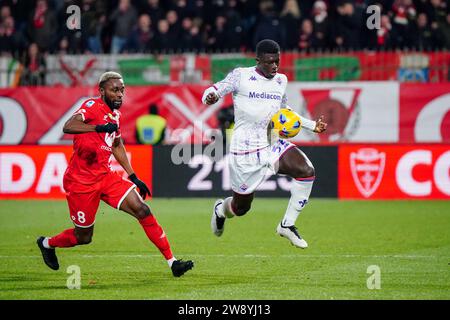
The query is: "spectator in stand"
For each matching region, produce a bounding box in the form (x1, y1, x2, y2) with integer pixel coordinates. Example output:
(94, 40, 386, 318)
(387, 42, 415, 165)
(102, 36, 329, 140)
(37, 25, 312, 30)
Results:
(166, 10, 181, 39)
(56, 36, 70, 54)
(311, 0, 330, 50)
(280, 0, 302, 50)
(20, 42, 46, 86)
(223, 0, 244, 51)
(110, 0, 138, 54)
(333, 0, 362, 50)
(206, 15, 229, 52)
(153, 19, 177, 53)
(428, 0, 447, 49)
(188, 23, 203, 52)
(297, 19, 316, 52)
(412, 13, 441, 50)
(127, 14, 154, 53)
(179, 16, 202, 52)
(377, 14, 394, 49)
(252, 0, 286, 50)
(85, 12, 106, 54)
(27, 0, 58, 53)
(428, 0, 447, 26)
(1, 0, 449, 55)
(0, 4, 12, 24)
(137, 0, 165, 27)
(81, 0, 105, 54)
(0, 15, 26, 57)
(390, 0, 416, 49)
(237, 0, 258, 49)
(6, 0, 28, 34)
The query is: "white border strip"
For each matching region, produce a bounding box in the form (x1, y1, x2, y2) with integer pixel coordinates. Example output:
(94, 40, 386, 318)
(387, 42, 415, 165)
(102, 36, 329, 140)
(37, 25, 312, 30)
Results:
(72, 220, 95, 228)
(117, 185, 136, 209)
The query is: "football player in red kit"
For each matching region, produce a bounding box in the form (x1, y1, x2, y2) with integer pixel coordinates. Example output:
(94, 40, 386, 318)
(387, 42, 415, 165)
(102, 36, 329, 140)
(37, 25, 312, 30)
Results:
(36, 71, 193, 277)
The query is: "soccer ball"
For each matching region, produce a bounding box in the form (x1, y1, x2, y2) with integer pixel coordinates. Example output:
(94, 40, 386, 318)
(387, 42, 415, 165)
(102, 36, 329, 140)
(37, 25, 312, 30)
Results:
(270, 108, 302, 138)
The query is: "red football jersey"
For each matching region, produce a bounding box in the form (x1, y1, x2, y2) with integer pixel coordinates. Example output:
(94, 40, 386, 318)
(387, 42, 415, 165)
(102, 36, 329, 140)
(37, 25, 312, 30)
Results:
(64, 97, 122, 188)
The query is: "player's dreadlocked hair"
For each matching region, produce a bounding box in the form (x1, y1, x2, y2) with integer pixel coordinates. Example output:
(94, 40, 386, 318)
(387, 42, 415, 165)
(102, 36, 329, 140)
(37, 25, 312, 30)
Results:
(256, 39, 280, 58)
(98, 71, 123, 88)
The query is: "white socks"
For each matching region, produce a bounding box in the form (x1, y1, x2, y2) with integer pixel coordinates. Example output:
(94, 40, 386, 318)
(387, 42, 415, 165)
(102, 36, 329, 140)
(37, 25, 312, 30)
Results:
(282, 179, 314, 226)
(167, 257, 177, 267)
(217, 197, 235, 219)
(43, 237, 52, 249)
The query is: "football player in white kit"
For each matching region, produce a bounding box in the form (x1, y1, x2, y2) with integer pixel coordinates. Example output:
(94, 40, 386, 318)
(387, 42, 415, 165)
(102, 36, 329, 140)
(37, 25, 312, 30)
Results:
(202, 39, 327, 248)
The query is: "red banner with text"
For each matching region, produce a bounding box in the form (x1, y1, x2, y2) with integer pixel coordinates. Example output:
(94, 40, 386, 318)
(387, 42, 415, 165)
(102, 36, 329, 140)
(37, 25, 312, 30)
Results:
(0, 145, 152, 199)
(339, 144, 450, 199)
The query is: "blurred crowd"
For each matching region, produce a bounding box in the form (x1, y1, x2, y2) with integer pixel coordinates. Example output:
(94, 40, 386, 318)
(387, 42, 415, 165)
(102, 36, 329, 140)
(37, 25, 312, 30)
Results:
(1, 0, 449, 56)
(0, 0, 449, 64)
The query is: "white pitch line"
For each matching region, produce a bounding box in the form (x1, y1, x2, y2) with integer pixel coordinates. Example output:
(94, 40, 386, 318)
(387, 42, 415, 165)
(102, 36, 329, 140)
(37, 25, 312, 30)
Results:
(0, 254, 448, 259)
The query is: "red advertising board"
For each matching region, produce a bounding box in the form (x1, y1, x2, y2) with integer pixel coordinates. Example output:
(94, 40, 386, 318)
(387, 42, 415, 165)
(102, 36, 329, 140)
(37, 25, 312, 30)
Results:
(339, 145, 450, 199)
(0, 145, 152, 199)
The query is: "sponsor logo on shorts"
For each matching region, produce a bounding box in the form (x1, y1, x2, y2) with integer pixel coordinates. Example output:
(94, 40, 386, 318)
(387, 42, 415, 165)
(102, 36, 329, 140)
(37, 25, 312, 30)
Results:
(240, 184, 248, 192)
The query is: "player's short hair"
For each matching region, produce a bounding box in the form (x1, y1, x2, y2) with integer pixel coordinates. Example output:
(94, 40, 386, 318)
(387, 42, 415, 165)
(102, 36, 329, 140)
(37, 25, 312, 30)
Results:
(98, 71, 123, 88)
(256, 39, 280, 57)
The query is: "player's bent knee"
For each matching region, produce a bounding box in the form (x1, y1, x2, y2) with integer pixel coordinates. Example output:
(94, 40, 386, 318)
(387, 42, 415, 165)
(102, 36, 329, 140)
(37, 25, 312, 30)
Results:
(304, 165, 315, 178)
(234, 204, 251, 216)
(76, 234, 93, 245)
(294, 164, 315, 178)
(135, 203, 151, 220)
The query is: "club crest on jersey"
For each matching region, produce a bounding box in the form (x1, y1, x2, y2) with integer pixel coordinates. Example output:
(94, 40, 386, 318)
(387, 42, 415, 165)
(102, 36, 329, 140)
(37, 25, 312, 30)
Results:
(85, 100, 95, 107)
(249, 76, 257, 81)
(276, 77, 282, 85)
(350, 148, 386, 198)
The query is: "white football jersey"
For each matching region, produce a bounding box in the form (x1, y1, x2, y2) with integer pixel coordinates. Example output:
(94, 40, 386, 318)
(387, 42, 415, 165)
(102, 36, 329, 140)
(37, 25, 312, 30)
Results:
(202, 67, 316, 153)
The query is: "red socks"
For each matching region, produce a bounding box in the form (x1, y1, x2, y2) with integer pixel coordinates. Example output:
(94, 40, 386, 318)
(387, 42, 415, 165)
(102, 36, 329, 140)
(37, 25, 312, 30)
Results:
(139, 214, 173, 260)
(48, 228, 78, 248)
(47, 216, 173, 261)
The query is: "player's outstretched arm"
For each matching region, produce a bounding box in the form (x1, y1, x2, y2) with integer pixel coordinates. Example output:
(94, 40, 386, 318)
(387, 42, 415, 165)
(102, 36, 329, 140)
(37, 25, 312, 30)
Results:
(63, 114, 97, 134)
(112, 138, 151, 199)
(63, 114, 118, 134)
(202, 68, 241, 105)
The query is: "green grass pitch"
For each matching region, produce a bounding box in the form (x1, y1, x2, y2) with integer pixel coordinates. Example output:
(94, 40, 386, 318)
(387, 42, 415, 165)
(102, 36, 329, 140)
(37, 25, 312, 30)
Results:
(0, 198, 449, 300)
